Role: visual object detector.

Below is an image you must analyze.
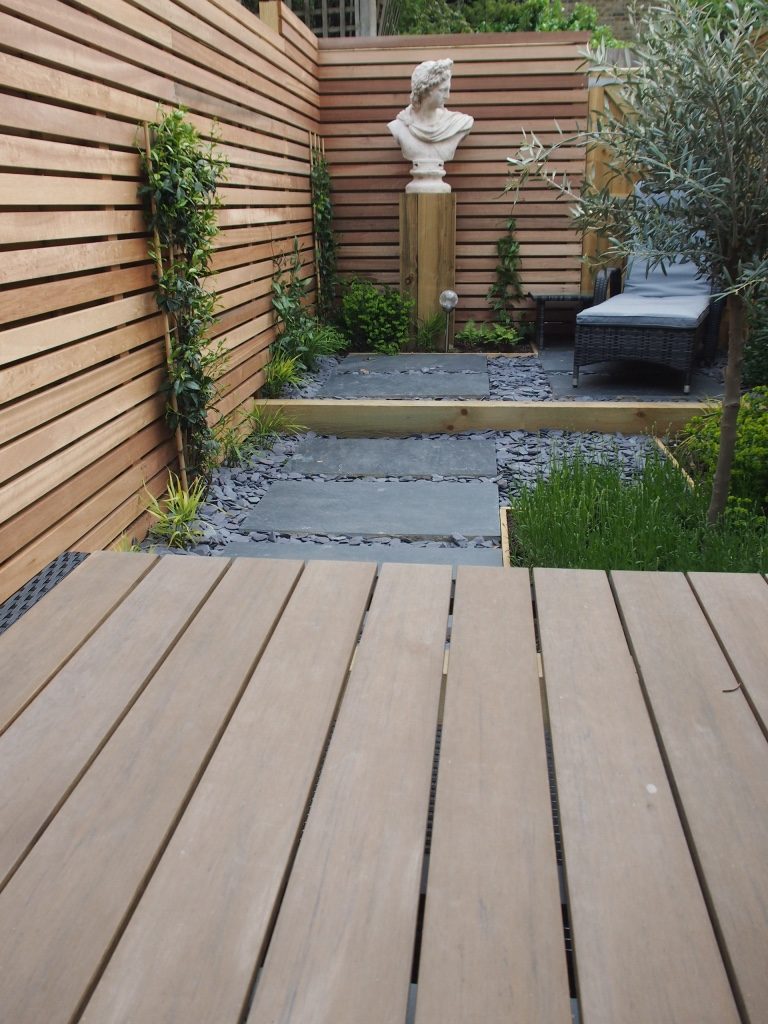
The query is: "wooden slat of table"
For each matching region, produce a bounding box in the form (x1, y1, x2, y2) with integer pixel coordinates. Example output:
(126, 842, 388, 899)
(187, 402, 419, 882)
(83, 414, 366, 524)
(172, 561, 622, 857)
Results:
(0, 555, 302, 1024)
(80, 559, 376, 1024)
(415, 567, 571, 1024)
(535, 568, 740, 1024)
(687, 571, 768, 733)
(612, 570, 768, 1024)
(247, 562, 453, 1024)
(0, 551, 155, 733)
(0, 554, 226, 888)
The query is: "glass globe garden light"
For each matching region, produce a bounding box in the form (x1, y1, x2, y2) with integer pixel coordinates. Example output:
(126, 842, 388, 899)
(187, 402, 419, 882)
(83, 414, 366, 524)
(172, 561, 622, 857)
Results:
(439, 290, 458, 350)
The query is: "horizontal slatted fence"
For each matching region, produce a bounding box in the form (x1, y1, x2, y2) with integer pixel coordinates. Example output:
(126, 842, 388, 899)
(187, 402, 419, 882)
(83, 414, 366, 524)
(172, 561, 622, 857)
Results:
(0, 0, 319, 602)
(318, 31, 590, 328)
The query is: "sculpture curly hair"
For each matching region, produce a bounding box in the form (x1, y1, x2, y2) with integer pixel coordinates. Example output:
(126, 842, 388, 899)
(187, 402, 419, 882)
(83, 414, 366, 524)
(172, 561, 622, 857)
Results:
(410, 58, 453, 111)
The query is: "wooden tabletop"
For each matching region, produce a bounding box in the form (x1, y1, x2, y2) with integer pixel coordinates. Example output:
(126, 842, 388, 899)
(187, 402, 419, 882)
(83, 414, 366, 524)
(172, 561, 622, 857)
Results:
(0, 553, 766, 1024)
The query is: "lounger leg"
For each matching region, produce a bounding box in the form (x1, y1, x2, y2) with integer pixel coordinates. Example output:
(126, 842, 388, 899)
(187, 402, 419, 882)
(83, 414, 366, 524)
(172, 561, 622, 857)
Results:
(572, 366, 579, 388)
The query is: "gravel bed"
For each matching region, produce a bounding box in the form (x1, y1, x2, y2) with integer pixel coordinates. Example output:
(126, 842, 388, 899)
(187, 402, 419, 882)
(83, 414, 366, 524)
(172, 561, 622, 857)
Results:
(494, 428, 653, 499)
(280, 355, 340, 399)
(146, 428, 654, 557)
(487, 355, 553, 401)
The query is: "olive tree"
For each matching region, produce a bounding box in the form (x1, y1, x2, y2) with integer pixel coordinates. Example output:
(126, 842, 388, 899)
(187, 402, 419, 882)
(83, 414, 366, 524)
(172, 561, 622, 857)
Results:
(507, 0, 768, 522)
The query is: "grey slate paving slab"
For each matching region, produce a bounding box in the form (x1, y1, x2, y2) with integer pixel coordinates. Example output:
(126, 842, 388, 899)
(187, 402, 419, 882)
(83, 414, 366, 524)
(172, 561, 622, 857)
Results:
(318, 372, 489, 399)
(290, 437, 498, 478)
(242, 481, 501, 539)
(338, 353, 487, 373)
(221, 541, 503, 566)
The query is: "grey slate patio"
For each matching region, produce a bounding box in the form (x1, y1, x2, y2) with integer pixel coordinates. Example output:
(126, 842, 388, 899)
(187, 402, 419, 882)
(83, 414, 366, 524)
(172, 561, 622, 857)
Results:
(290, 437, 498, 479)
(318, 373, 489, 399)
(222, 540, 503, 566)
(242, 481, 501, 539)
(538, 344, 724, 401)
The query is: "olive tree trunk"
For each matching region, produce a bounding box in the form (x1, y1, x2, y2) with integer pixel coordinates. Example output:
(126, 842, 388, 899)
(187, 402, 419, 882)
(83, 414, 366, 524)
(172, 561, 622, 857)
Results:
(707, 293, 746, 523)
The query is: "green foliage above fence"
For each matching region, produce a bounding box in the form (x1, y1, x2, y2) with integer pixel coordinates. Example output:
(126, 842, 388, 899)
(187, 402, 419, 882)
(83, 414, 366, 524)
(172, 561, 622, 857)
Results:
(396, 0, 617, 42)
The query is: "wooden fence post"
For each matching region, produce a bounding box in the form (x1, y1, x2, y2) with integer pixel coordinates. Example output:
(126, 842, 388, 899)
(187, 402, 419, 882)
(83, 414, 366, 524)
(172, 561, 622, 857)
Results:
(400, 193, 457, 349)
(259, 1, 283, 33)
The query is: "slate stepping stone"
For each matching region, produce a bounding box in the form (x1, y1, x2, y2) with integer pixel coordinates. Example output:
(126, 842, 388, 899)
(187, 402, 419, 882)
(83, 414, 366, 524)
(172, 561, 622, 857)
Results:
(290, 437, 498, 479)
(338, 353, 487, 374)
(318, 373, 489, 399)
(242, 481, 501, 540)
(221, 540, 503, 567)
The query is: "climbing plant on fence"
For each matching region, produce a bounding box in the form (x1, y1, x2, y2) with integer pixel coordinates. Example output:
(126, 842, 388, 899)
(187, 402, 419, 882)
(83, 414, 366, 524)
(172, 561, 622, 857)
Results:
(138, 107, 228, 480)
(487, 214, 525, 327)
(310, 142, 338, 320)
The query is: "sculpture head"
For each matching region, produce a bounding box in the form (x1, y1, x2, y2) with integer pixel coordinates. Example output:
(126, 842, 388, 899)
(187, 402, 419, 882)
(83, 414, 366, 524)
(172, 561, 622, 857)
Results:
(410, 59, 453, 112)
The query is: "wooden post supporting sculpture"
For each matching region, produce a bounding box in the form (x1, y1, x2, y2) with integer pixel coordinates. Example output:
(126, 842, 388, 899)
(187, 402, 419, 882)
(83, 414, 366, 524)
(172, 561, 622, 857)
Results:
(389, 59, 472, 350)
(400, 193, 457, 348)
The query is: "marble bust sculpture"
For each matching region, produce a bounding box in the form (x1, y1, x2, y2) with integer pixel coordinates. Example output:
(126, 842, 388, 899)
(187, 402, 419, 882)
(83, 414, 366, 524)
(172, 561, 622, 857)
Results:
(387, 58, 474, 193)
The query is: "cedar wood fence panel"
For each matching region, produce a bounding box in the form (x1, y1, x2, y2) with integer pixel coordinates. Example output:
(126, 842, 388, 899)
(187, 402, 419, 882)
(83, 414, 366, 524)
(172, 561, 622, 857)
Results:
(1, 3, 590, 603)
(0, 0, 319, 603)
(318, 30, 591, 327)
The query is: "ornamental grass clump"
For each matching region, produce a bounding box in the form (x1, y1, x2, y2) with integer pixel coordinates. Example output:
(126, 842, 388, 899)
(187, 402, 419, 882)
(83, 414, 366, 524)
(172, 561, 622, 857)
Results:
(146, 473, 206, 549)
(509, 449, 767, 572)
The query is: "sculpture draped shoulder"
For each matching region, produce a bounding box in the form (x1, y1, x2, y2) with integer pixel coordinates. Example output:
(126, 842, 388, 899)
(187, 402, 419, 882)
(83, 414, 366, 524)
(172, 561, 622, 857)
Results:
(387, 58, 474, 194)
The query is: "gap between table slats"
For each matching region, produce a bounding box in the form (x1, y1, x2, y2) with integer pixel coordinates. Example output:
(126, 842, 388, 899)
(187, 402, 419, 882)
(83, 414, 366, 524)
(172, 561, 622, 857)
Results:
(414, 565, 572, 1024)
(79, 558, 376, 1024)
(535, 567, 740, 1024)
(246, 561, 453, 1024)
(687, 571, 768, 736)
(0, 555, 302, 1024)
(0, 554, 227, 891)
(612, 569, 768, 1024)
(0, 550, 156, 734)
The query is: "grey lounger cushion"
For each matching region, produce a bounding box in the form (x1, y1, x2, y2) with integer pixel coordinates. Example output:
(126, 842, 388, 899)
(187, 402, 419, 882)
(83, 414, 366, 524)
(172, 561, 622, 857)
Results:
(577, 258, 711, 328)
(577, 293, 710, 329)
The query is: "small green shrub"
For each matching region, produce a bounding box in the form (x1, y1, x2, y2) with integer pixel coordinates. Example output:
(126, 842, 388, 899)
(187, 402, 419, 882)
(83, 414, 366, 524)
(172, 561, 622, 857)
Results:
(677, 387, 768, 515)
(341, 279, 413, 355)
(262, 353, 303, 398)
(243, 405, 306, 450)
(509, 449, 767, 572)
(455, 320, 522, 350)
(146, 473, 206, 549)
(744, 296, 768, 388)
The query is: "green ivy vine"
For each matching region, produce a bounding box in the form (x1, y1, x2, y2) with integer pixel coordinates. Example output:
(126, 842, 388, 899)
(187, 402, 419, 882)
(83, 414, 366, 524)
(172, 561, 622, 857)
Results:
(310, 145, 338, 320)
(487, 214, 525, 326)
(138, 107, 228, 478)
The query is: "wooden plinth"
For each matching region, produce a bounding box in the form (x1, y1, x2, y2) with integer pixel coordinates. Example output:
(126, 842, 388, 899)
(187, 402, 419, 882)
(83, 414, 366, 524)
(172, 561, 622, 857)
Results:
(400, 193, 457, 348)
